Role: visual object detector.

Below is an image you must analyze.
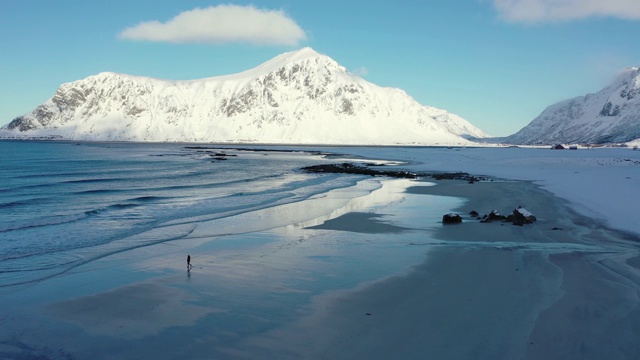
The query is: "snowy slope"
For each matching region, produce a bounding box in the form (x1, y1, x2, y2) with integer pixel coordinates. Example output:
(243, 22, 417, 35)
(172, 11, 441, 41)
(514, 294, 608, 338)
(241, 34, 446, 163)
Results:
(328, 146, 640, 236)
(503, 67, 640, 145)
(1, 48, 488, 145)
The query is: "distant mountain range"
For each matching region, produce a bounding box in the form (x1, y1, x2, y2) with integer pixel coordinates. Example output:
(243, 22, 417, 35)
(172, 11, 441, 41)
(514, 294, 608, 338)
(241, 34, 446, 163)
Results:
(502, 67, 640, 145)
(1, 48, 487, 145)
(4, 48, 639, 146)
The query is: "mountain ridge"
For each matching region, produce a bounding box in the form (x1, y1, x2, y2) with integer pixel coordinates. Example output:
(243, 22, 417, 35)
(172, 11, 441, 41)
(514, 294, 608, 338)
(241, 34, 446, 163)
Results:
(503, 67, 640, 145)
(2, 48, 487, 145)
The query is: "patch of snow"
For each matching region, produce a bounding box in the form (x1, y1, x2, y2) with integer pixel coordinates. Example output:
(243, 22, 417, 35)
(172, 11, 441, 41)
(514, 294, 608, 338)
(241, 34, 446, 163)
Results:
(514, 206, 534, 218)
(333, 146, 640, 236)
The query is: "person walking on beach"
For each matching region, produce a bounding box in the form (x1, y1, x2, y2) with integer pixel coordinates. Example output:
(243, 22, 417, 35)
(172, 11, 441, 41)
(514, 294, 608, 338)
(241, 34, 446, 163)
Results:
(187, 255, 192, 271)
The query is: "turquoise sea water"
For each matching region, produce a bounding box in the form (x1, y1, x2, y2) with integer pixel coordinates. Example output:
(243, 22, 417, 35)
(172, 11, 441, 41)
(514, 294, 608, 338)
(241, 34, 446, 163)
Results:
(0, 141, 472, 359)
(0, 141, 368, 288)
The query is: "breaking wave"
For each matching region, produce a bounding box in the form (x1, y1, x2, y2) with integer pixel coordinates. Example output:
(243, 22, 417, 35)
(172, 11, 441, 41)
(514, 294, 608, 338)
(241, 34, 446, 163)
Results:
(0, 142, 366, 288)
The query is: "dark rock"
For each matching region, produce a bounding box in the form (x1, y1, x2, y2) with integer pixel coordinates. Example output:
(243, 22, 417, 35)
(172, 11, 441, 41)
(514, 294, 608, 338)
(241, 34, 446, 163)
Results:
(512, 206, 536, 225)
(301, 163, 418, 179)
(429, 172, 485, 182)
(469, 210, 479, 217)
(482, 210, 505, 223)
(442, 213, 462, 224)
(478, 207, 538, 226)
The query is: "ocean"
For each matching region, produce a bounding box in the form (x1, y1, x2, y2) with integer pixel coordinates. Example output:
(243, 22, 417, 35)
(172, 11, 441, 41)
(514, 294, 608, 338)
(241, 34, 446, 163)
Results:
(2, 141, 639, 359)
(0, 141, 374, 288)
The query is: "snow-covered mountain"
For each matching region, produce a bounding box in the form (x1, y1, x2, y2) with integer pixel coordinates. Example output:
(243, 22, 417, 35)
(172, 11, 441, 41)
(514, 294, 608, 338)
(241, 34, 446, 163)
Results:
(503, 67, 640, 145)
(2, 48, 487, 145)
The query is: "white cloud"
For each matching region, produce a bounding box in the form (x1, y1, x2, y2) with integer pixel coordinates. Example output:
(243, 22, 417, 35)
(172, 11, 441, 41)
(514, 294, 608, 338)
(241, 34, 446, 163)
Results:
(118, 5, 306, 45)
(352, 66, 369, 77)
(492, 0, 640, 23)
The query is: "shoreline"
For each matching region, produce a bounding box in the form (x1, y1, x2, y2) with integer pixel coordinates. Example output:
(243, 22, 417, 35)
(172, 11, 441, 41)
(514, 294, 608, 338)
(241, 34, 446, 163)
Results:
(0, 176, 457, 359)
(236, 179, 640, 359)
(1, 145, 639, 359)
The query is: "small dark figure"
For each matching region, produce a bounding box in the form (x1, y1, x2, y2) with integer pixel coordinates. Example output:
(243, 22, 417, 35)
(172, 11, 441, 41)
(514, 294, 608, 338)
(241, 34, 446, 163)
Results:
(187, 255, 192, 271)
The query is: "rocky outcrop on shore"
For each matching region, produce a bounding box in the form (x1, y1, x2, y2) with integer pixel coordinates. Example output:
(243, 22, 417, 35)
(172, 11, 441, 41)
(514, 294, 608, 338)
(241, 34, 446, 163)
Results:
(442, 213, 463, 224)
(443, 207, 537, 227)
(301, 163, 486, 182)
(301, 163, 418, 178)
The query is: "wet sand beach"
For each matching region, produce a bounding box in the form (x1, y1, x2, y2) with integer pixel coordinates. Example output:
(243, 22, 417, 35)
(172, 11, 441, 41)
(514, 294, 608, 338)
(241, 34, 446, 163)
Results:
(1, 178, 639, 359)
(238, 180, 640, 359)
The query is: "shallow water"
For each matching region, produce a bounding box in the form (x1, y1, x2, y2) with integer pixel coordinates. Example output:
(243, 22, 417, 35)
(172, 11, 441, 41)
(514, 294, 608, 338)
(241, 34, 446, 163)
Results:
(0, 141, 375, 287)
(0, 142, 469, 359)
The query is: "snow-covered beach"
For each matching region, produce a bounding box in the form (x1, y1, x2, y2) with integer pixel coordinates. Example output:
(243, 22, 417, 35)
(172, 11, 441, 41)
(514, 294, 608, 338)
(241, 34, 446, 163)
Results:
(331, 146, 640, 236)
(232, 146, 640, 359)
(1, 143, 639, 359)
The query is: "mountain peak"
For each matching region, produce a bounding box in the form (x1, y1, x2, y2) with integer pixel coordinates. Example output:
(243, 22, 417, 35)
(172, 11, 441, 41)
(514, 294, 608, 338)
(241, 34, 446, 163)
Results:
(503, 66, 640, 145)
(284, 47, 322, 59)
(607, 67, 640, 89)
(274, 47, 324, 62)
(244, 47, 343, 77)
(1, 49, 485, 145)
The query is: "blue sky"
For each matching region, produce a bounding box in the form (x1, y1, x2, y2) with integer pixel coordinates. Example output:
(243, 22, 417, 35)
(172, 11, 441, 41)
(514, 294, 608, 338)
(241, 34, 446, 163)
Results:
(2, 0, 640, 136)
